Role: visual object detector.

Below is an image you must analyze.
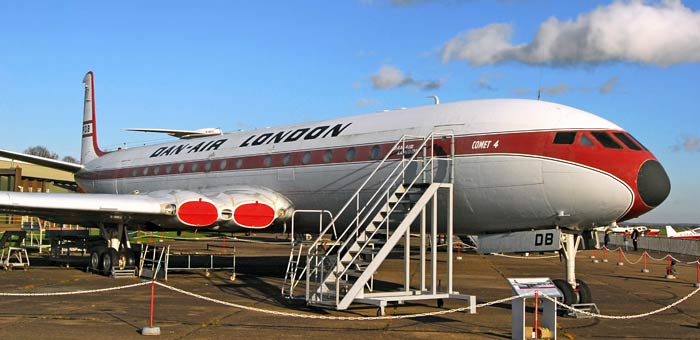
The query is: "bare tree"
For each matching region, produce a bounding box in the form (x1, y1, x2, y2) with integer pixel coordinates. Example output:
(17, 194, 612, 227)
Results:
(62, 155, 79, 164)
(24, 146, 58, 159)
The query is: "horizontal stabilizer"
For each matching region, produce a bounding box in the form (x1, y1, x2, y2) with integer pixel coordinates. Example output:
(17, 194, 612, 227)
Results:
(125, 127, 223, 139)
(0, 149, 83, 173)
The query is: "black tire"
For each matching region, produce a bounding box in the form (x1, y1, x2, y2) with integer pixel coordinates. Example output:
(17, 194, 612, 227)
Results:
(576, 279, 592, 304)
(123, 249, 136, 267)
(101, 248, 119, 274)
(90, 247, 106, 271)
(553, 279, 576, 306)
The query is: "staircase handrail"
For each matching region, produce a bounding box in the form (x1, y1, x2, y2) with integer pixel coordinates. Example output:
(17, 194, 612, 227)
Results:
(306, 133, 454, 302)
(306, 133, 441, 258)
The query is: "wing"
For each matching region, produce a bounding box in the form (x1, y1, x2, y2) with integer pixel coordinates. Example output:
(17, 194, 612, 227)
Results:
(0, 149, 83, 173)
(0, 187, 294, 230)
(125, 128, 223, 139)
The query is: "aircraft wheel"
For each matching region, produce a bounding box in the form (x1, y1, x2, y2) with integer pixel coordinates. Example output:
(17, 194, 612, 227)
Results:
(90, 247, 106, 271)
(576, 279, 592, 304)
(437, 298, 444, 308)
(101, 248, 119, 274)
(124, 249, 137, 267)
(553, 279, 576, 308)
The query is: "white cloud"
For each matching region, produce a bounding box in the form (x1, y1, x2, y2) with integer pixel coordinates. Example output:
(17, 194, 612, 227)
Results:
(673, 135, 700, 152)
(476, 72, 502, 91)
(369, 65, 444, 91)
(371, 65, 408, 89)
(540, 83, 572, 96)
(442, 0, 700, 66)
(356, 98, 380, 107)
(599, 76, 620, 94)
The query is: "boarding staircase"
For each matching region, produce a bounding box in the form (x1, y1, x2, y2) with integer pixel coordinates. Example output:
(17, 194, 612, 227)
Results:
(301, 133, 476, 314)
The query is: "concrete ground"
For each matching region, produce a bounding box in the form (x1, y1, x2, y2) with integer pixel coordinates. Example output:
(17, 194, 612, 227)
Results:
(0, 235, 699, 340)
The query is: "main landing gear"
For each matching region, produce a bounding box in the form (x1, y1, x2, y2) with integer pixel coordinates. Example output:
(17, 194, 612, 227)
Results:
(89, 224, 137, 275)
(557, 232, 593, 307)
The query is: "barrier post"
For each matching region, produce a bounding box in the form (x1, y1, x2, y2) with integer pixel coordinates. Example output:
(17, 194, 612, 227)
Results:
(141, 280, 161, 336)
(602, 248, 608, 263)
(591, 249, 599, 263)
(617, 248, 624, 266)
(641, 252, 649, 273)
(695, 262, 699, 288)
(665, 257, 676, 279)
(456, 242, 462, 260)
(533, 290, 539, 340)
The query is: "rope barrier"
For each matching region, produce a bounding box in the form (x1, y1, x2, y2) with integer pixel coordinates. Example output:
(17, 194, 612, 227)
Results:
(153, 281, 518, 320)
(0, 281, 150, 297)
(492, 253, 560, 260)
(540, 285, 700, 319)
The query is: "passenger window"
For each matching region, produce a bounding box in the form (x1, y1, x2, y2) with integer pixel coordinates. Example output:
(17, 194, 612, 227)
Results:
(591, 132, 622, 149)
(204, 160, 212, 172)
(143, 167, 149, 176)
(553, 132, 576, 144)
(370, 145, 381, 160)
(283, 154, 291, 166)
(580, 134, 595, 147)
(323, 150, 333, 163)
(132, 168, 138, 177)
(263, 155, 272, 167)
(191, 162, 199, 172)
(302, 152, 311, 165)
(346, 147, 356, 161)
(613, 132, 641, 150)
(235, 159, 243, 169)
(165, 164, 173, 174)
(219, 159, 228, 170)
(153, 166, 160, 175)
(178, 164, 185, 173)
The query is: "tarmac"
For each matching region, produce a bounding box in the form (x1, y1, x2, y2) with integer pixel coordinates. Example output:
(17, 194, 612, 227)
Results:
(1, 234, 700, 340)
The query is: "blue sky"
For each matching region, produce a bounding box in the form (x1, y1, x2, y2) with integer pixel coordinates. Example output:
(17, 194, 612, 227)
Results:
(1, 0, 698, 223)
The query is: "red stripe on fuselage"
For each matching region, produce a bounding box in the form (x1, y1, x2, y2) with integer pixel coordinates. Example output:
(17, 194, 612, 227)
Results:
(77, 129, 656, 220)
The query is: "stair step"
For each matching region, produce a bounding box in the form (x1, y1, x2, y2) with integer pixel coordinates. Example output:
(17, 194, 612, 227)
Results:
(349, 248, 377, 255)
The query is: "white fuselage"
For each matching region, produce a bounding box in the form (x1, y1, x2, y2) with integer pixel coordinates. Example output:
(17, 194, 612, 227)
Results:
(76, 99, 657, 234)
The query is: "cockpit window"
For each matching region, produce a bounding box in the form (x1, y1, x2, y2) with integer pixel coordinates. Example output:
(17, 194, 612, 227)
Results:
(553, 132, 576, 144)
(580, 134, 595, 147)
(625, 133, 649, 151)
(591, 131, 623, 149)
(613, 132, 642, 150)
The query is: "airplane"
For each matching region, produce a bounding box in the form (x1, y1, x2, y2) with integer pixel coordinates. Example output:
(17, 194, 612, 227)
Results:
(0, 71, 671, 307)
(665, 225, 700, 239)
(594, 224, 660, 236)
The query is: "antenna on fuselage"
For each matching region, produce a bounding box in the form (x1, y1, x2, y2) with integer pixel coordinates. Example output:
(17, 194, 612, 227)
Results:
(426, 95, 440, 105)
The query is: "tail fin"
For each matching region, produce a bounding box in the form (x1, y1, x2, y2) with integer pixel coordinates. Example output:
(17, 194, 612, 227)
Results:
(665, 225, 676, 237)
(81, 71, 106, 164)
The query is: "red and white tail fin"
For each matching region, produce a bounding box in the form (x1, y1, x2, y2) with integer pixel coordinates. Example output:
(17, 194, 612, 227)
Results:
(81, 71, 106, 164)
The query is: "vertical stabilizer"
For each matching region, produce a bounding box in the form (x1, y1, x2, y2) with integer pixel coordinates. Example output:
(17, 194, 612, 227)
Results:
(81, 71, 106, 163)
(665, 225, 677, 237)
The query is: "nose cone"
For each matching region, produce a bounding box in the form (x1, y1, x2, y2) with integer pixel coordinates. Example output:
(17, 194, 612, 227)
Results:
(637, 160, 671, 207)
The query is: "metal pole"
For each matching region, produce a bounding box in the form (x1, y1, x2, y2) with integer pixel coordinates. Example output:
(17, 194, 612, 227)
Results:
(447, 186, 453, 293)
(405, 219, 410, 293)
(149, 280, 155, 328)
(431, 196, 437, 294)
(420, 208, 426, 292)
